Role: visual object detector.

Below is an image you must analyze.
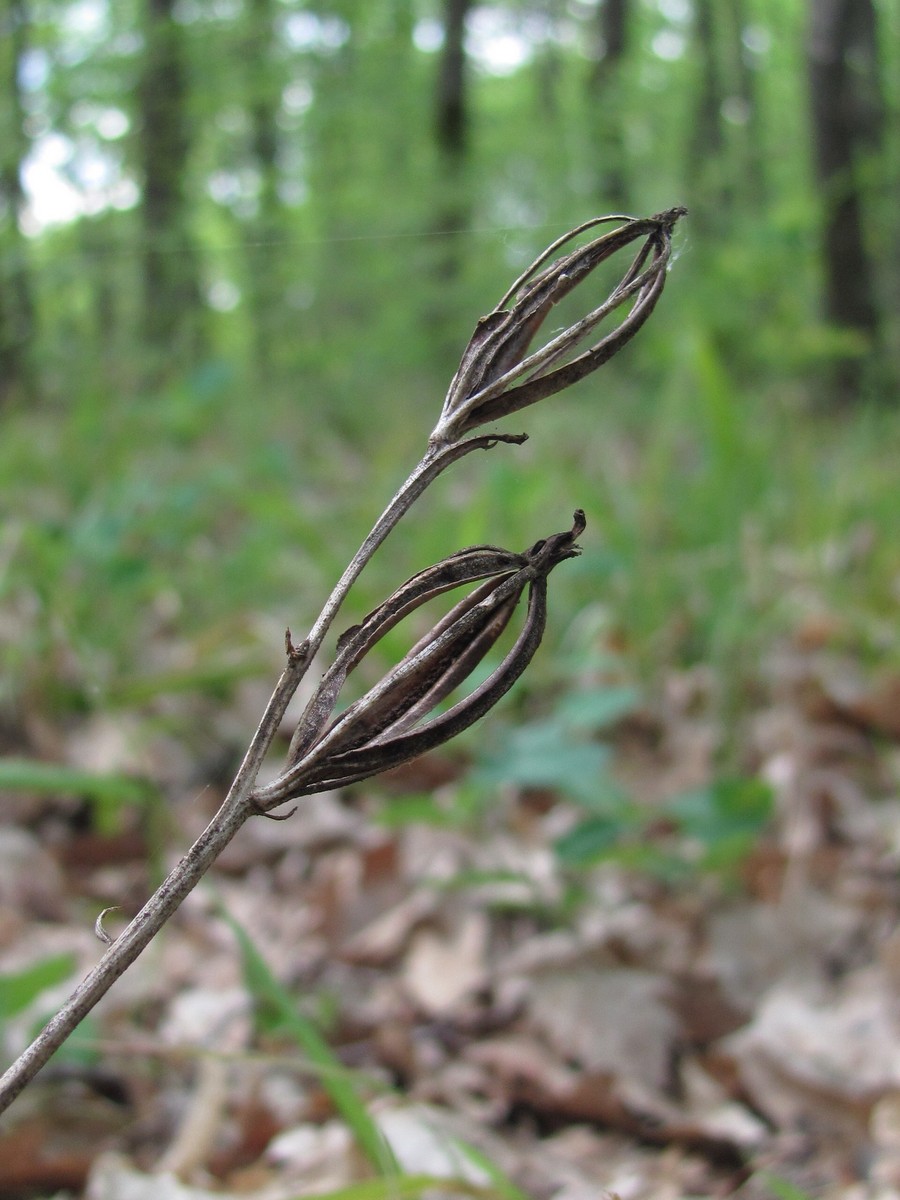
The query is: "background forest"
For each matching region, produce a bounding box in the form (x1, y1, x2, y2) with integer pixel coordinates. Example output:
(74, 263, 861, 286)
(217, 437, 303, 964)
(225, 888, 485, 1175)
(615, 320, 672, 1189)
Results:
(1, 2, 900, 1199)
(2, 0, 898, 695)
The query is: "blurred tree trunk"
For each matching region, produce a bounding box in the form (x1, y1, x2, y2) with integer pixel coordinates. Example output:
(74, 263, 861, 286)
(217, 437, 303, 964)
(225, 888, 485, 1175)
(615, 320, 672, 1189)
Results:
(586, 0, 630, 209)
(244, 0, 283, 380)
(138, 0, 203, 375)
(433, 0, 472, 280)
(807, 0, 883, 399)
(686, 0, 729, 223)
(426, 0, 473, 366)
(723, 0, 765, 205)
(435, 0, 470, 167)
(384, 0, 415, 174)
(533, 37, 562, 122)
(0, 0, 36, 406)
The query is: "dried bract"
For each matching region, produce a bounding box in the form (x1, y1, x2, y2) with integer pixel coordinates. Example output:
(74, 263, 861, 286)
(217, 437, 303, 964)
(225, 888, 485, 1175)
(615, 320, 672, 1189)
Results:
(252, 511, 586, 810)
(430, 208, 686, 447)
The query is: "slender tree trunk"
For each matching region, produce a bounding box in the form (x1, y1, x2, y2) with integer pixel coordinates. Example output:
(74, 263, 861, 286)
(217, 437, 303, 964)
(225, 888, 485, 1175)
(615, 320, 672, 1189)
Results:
(586, 0, 630, 209)
(427, 0, 473, 364)
(723, 0, 765, 205)
(686, 0, 729, 222)
(433, 0, 472, 276)
(244, 0, 283, 380)
(0, 0, 36, 405)
(138, 0, 202, 374)
(435, 0, 470, 166)
(807, 0, 883, 400)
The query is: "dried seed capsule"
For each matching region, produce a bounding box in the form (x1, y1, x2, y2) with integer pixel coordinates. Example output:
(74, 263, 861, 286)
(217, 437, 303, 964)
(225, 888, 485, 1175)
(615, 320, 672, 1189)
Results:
(285, 542, 527, 765)
(253, 512, 586, 810)
(431, 208, 686, 446)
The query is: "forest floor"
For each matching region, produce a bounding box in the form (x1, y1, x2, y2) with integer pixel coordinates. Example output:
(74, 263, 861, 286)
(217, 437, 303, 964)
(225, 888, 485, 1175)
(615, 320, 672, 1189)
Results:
(1, 624, 900, 1200)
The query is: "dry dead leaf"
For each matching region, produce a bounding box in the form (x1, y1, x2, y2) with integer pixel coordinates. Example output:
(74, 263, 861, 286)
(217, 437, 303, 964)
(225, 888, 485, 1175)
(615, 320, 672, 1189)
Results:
(377, 1103, 493, 1184)
(526, 967, 678, 1092)
(264, 1119, 358, 1192)
(87, 1153, 225, 1200)
(674, 1057, 767, 1148)
(158, 987, 252, 1052)
(723, 967, 900, 1137)
(340, 888, 439, 966)
(402, 910, 489, 1016)
(0, 827, 67, 923)
(705, 887, 862, 1011)
(822, 669, 900, 741)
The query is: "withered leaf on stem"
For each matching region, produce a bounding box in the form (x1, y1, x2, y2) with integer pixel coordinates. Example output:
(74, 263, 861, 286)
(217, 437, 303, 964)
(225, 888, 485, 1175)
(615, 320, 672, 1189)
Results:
(431, 208, 686, 446)
(253, 511, 586, 810)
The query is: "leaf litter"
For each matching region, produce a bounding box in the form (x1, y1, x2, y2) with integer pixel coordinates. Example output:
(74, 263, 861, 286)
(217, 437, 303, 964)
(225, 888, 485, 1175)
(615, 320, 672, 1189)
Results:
(1, 638, 899, 1199)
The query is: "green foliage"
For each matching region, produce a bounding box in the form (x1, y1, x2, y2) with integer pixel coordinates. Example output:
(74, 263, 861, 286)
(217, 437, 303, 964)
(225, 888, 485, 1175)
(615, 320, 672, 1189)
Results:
(475, 717, 615, 809)
(0, 953, 100, 1070)
(220, 904, 400, 1177)
(0, 953, 76, 1024)
(2, 0, 898, 894)
(0, 758, 158, 835)
(466, 680, 772, 883)
(555, 776, 773, 885)
(756, 1174, 817, 1200)
(668, 777, 774, 871)
(471, 678, 636, 808)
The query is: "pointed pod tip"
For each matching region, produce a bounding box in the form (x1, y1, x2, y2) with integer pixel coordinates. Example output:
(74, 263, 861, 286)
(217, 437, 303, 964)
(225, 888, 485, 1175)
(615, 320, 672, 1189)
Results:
(655, 206, 688, 231)
(528, 511, 587, 568)
(557, 508, 586, 561)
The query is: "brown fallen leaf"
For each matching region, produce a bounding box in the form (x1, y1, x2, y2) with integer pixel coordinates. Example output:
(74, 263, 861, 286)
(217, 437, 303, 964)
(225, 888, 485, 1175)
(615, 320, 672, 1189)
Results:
(722, 967, 900, 1137)
(525, 967, 678, 1092)
(828, 671, 900, 740)
(402, 910, 489, 1016)
(339, 888, 439, 966)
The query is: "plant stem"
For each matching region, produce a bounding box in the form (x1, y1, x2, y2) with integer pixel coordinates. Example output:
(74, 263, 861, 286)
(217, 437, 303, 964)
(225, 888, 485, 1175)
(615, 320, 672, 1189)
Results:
(0, 432, 517, 1115)
(298, 434, 526, 665)
(0, 669, 278, 1114)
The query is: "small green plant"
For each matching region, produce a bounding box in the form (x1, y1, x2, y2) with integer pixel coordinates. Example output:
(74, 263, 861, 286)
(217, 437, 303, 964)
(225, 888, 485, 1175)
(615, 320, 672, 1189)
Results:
(555, 775, 773, 884)
(473, 683, 639, 807)
(466, 680, 772, 884)
(221, 905, 399, 1177)
(0, 953, 78, 1027)
(755, 1172, 817, 1200)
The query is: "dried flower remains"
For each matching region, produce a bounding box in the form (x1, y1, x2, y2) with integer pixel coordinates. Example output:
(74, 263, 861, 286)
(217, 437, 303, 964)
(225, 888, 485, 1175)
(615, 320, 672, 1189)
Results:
(431, 208, 686, 446)
(252, 511, 586, 811)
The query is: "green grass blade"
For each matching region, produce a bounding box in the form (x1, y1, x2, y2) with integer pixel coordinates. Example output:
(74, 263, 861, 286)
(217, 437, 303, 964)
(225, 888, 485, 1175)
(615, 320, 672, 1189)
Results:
(450, 1140, 532, 1200)
(0, 953, 77, 1022)
(218, 905, 399, 1177)
(0, 757, 156, 805)
(0, 757, 158, 835)
(298, 1175, 518, 1200)
(757, 1173, 815, 1200)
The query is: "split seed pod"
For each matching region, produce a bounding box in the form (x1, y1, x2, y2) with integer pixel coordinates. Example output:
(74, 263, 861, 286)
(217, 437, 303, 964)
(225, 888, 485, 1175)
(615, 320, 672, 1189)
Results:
(431, 207, 686, 446)
(252, 512, 586, 811)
